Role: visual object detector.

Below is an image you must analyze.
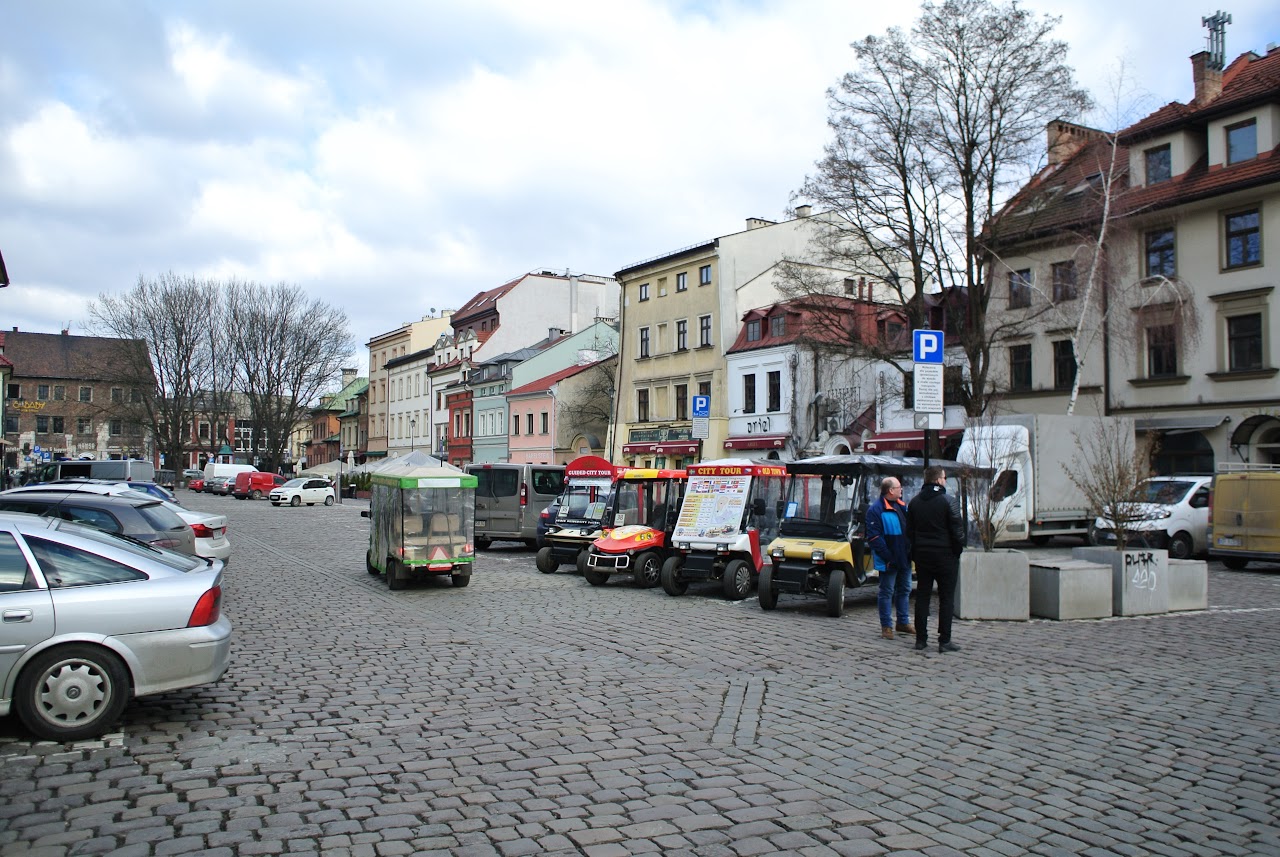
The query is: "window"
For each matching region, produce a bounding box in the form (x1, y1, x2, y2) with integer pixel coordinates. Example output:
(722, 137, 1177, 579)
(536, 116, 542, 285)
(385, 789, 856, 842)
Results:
(199, 422, 210, 439)
(743, 374, 756, 414)
(1146, 229, 1177, 278)
(1227, 314, 1263, 372)
(676, 320, 688, 351)
(0, 534, 34, 593)
(111, 387, 123, 403)
(540, 412, 548, 434)
(1008, 269, 1032, 309)
(1052, 340, 1076, 390)
(1051, 261, 1077, 302)
(770, 315, 785, 337)
(1145, 144, 1171, 184)
(26, 536, 146, 588)
(1227, 119, 1257, 165)
(767, 371, 781, 412)
(36, 415, 49, 433)
(1009, 344, 1032, 392)
(37, 385, 49, 401)
(6, 383, 17, 399)
(746, 320, 761, 342)
(699, 265, 711, 286)
(53, 386, 65, 401)
(1146, 324, 1178, 377)
(526, 413, 534, 435)
(639, 283, 650, 301)
(637, 390, 649, 422)
(698, 380, 711, 399)
(1225, 209, 1261, 269)
(79, 386, 91, 403)
(52, 417, 64, 434)
(639, 327, 650, 358)
(4, 415, 16, 433)
(699, 315, 712, 347)
(675, 384, 688, 421)
(676, 272, 687, 292)
(878, 318, 905, 348)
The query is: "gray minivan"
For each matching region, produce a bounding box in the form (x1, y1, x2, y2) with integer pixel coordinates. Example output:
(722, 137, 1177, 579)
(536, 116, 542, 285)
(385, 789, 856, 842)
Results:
(466, 463, 565, 549)
(31, 458, 156, 484)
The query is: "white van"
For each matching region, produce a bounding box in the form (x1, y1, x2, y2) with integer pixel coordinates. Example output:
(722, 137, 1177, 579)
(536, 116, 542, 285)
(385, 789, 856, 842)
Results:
(203, 462, 258, 483)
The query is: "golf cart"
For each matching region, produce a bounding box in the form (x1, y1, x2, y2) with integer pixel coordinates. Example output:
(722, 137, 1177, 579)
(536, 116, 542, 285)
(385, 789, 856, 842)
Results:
(762, 454, 958, 617)
(536, 455, 621, 575)
(583, 467, 688, 588)
(660, 459, 787, 600)
(362, 454, 477, 590)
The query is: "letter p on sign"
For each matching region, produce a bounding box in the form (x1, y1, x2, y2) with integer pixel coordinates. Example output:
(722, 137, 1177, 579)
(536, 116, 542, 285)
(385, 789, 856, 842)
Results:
(913, 330, 944, 364)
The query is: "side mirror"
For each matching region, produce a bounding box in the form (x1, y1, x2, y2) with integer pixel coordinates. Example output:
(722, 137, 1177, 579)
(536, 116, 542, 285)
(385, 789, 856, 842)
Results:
(360, 510, 370, 518)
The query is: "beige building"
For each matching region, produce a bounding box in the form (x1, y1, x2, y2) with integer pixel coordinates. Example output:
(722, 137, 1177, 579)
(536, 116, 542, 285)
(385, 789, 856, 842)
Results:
(985, 45, 1280, 473)
(364, 311, 453, 460)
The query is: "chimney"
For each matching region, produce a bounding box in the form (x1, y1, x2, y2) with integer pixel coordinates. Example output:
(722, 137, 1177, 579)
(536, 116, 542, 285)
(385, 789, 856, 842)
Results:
(1046, 120, 1099, 166)
(794, 204, 813, 218)
(341, 367, 356, 386)
(746, 217, 775, 230)
(1190, 50, 1223, 105)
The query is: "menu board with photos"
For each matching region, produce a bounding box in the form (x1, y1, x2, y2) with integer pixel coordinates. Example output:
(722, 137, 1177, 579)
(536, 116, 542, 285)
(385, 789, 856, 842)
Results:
(672, 474, 752, 541)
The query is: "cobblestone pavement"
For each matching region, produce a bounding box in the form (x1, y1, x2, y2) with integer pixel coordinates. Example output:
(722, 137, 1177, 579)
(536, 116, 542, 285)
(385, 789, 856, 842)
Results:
(2, 492, 1278, 857)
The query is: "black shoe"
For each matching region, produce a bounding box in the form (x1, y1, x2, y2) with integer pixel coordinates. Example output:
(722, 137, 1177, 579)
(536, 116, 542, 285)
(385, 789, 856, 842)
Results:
(913, 640, 928, 651)
(938, 642, 961, 653)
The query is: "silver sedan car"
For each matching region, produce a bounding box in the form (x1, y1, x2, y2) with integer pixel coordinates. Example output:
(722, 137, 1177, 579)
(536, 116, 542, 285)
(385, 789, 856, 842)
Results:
(0, 512, 231, 741)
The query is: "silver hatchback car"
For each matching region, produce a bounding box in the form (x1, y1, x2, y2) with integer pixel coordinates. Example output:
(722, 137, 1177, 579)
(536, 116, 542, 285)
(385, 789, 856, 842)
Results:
(0, 513, 231, 741)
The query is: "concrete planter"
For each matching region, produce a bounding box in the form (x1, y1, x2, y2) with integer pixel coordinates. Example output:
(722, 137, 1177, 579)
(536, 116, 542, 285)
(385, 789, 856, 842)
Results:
(955, 549, 1029, 621)
(1168, 559, 1209, 612)
(1028, 559, 1113, 620)
(1072, 546, 1169, 616)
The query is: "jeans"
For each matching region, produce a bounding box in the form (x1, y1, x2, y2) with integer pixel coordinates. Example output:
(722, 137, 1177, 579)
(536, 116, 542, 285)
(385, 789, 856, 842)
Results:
(877, 563, 912, 628)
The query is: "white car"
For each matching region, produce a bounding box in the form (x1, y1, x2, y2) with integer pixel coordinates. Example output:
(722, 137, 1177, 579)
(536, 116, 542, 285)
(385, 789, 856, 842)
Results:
(1091, 476, 1212, 559)
(270, 478, 336, 507)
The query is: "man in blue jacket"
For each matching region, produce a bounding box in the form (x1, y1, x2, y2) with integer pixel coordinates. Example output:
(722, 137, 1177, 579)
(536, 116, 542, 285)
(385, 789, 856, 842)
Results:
(865, 476, 913, 640)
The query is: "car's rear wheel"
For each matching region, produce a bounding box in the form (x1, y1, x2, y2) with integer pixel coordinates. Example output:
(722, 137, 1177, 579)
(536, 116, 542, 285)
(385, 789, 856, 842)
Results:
(536, 546, 559, 574)
(661, 556, 688, 596)
(826, 567, 846, 617)
(251, 489, 262, 500)
(722, 558, 752, 601)
(475, 538, 491, 551)
(1223, 557, 1249, 570)
(324, 496, 334, 506)
(290, 495, 301, 507)
(14, 644, 130, 742)
(758, 565, 778, 610)
(1169, 531, 1194, 560)
(632, 551, 661, 588)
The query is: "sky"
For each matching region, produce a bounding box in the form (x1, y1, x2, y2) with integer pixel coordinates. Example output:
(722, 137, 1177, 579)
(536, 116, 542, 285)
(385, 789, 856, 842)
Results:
(2, 1, 1278, 375)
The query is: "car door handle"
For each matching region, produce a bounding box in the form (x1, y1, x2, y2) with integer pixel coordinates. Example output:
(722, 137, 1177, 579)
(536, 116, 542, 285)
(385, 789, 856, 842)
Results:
(3, 609, 34, 623)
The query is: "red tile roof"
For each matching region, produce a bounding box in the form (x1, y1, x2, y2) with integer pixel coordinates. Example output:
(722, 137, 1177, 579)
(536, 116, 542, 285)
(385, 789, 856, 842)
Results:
(507, 359, 607, 397)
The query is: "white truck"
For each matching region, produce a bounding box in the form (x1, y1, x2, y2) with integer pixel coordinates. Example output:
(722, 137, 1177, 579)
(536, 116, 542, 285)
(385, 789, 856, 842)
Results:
(956, 413, 1134, 545)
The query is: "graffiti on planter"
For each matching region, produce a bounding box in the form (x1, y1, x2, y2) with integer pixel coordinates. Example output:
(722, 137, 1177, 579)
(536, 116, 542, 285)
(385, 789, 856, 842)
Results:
(1124, 550, 1159, 591)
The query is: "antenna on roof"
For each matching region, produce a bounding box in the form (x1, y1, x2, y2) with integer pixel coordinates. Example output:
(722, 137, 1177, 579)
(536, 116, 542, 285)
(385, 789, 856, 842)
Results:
(1202, 10, 1231, 71)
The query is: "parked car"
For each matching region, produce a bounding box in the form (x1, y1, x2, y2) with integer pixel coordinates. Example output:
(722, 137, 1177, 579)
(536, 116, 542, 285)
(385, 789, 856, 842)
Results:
(232, 471, 288, 500)
(536, 499, 561, 549)
(0, 487, 198, 555)
(1091, 475, 1212, 559)
(207, 476, 234, 496)
(187, 476, 206, 492)
(182, 469, 205, 485)
(270, 478, 336, 507)
(0, 512, 231, 740)
(42, 478, 177, 503)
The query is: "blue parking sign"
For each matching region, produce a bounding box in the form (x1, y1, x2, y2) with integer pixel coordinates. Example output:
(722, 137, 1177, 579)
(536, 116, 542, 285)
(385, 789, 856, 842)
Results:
(692, 395, 710, 418)
(913, 330, 944, 364)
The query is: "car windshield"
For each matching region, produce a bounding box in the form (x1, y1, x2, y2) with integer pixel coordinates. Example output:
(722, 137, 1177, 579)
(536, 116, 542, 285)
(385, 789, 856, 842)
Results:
(1141, 480, 1195, 505)
(282, 479, 306, 488)
(50, 518, 206, 571)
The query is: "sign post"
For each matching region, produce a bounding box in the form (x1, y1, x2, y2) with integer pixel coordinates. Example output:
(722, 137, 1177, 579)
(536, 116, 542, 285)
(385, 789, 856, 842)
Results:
(912, 330, 945, 468)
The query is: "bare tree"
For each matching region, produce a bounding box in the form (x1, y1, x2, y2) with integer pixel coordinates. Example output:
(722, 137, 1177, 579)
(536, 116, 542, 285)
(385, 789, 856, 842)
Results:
(88, 273, 221, 470)
(785, 0, 1093, 416)
(225, 281, 354, 472)
(955, 406, 1024, 551)
(1064, 416, 1153, 549)
(557, 352, 618, 445)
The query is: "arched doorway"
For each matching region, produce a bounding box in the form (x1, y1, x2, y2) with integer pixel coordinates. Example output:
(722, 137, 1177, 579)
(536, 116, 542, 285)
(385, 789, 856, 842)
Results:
(1230, 415, 1280, 464)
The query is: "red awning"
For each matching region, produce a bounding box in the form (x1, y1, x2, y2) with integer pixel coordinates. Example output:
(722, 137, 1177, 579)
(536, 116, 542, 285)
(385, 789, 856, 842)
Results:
(723, 434, 788, 450)
(654, 440, 700, 455)
(621, 442, 658, 454)
(862, 428, 961, 452)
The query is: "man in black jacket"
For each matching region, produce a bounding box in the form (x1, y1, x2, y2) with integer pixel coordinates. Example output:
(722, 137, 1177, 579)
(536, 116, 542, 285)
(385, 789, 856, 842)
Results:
(906, 465, 966, 653)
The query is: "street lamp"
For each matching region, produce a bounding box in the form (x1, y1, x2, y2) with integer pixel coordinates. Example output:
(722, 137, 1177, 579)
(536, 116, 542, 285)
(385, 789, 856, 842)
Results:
(410, 418, 416, 454)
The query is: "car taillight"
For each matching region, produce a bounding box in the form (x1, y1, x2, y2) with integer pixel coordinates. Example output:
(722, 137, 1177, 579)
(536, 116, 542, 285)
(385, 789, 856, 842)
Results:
(190, 523, 215, 538)
(153, 538, 182, 549)
(520, 482, 528, 506)
(188, 586, 221, 627)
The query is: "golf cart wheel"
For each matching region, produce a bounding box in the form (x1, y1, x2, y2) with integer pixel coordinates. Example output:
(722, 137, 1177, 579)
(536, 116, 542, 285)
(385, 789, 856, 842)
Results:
(722, 558, 752, 601)
(583, 563, 609, 586)
(387, 559, 407, 591)
(366, 551, 380, 575)
(451, 573, 471, 588)
(826, 567, 846, 617)
(632, 551, 661, 588)
(661, 556, 688, 596)
(575, 550, 590, 576)
(536, 546, 559, 574)
(758, 565, 778, 610)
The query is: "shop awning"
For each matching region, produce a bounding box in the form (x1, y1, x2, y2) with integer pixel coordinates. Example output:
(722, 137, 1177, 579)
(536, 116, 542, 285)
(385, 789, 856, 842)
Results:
(1135, 415, 1227, 435)
(723, 434, 788, 450)
(655, 440, 700, 455)
(862, 428, 961, 452)
(622, 442, 657, 455)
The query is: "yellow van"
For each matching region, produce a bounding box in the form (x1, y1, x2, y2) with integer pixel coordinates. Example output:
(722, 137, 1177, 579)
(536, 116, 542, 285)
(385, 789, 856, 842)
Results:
(1208, 465, 1280, 569)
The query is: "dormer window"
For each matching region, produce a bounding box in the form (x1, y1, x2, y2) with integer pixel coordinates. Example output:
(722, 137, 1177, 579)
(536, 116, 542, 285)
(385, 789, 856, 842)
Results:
(770, 315, 785, 337)
(1227, 119, 1257, 165)
(746, 320, 762, 341)
(1145, 144, 1171, 184)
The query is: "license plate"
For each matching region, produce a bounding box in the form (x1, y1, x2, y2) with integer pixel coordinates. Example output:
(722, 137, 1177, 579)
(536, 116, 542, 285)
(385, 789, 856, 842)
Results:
(1217, 536, 1242, 547)
(474, 519, 486, 527)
